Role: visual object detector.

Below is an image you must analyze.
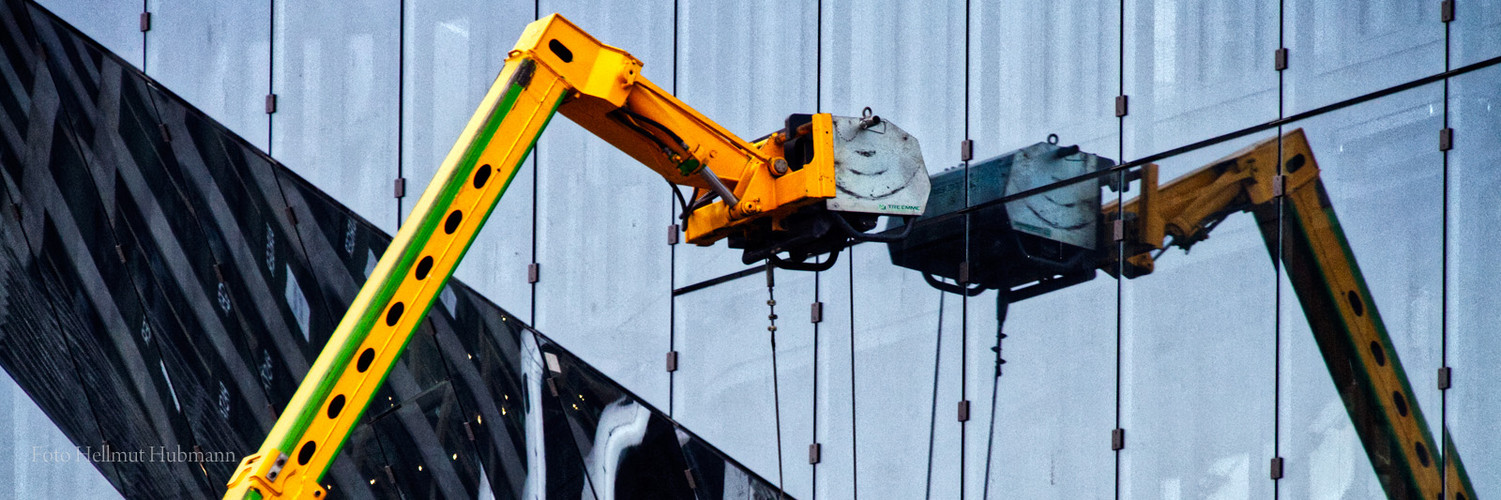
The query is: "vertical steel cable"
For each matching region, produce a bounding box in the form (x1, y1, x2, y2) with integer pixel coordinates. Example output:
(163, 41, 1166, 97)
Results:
(923, 290, 945, 499)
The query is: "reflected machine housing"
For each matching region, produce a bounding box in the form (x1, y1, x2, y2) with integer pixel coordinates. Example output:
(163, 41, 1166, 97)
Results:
(887, 141, 1114, 300)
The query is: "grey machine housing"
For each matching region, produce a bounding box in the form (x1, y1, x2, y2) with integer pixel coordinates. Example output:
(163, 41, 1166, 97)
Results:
(886, 141, 1114, 299)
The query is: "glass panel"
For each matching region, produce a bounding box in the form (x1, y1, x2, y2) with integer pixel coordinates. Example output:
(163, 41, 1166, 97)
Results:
(33, 0, 141, 68)
(1124, 0, 1277, 160)
(1284, 0, 1444, 115)
(533, 0, 674, 408)
(821, 0, 964, 175)
(672, 0, 817, 283)
(1453, 0, 1501, 67)
(1446, 64, 1501, 499)
(970, 0, 1119, 161)
(965, 176, 1117, 498)
(1279, 83, 1444, 499)
(812, 243, 962, 498)
(3, 6, 762, 495)
(0, 369, 121, 499)
(401, 0, 536, 321)
(145, 0, 270, 149)
(673, 270, 815, 498)
(536, 334, 784, 497)
(271, 0, 399, 232)
(26, 21, 283, 494)
(1118, 139, 1277, 499)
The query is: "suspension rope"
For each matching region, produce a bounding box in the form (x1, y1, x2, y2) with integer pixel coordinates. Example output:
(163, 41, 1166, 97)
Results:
(923, 289, 946, 499)
(981, 291, 1010, 500)
(848, 246, 859, 498)
(765, 264, 786, 499)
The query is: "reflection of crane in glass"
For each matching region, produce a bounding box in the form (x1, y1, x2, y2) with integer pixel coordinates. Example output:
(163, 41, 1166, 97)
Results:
(889, 130, 1474, 499)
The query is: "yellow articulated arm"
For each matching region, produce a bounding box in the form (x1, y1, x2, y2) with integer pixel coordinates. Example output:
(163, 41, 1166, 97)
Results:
(225, 13, 925, 499)
(1107, 130, 1474, 499)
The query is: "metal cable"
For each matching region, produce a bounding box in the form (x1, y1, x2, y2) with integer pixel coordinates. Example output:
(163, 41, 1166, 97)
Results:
(923, 290, 946, 499)
(981, 292, 1010, 500)
(765, 264, 787, 499)
(848, 244, 859, 499)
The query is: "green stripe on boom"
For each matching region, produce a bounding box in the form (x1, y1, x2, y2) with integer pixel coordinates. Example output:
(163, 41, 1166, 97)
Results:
(270, 60, 539, 480)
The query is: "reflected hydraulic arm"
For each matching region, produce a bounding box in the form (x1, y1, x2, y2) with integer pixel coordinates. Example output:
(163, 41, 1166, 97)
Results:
(224, 13, 926, 499)
(1106, 130, 1474, 499)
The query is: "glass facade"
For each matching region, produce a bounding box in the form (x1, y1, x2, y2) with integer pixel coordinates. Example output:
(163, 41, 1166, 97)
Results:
(8, 0, 1501, 499)
(0, 3, 777, 497)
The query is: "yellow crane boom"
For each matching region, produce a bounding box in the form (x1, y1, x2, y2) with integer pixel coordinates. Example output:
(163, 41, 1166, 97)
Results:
(1107, 130, 1474, 499)
(225, 14, 927, 499)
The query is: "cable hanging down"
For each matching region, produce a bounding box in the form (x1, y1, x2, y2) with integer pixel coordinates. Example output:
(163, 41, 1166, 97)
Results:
(766, 264, 786, 499)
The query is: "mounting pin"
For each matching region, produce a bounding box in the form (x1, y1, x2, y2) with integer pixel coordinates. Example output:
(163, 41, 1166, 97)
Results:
(1115, 95, 1129, 117)
(1270, 457, 1285, 479)
(811, 301, 824, 324)
(665, 351, 679, 372)
(957, 400, 971, 422)
(1112, 428, 1126, 450)
(960, 139, 974, 162)
(527, 263, 540, 284)
(265, 94, 278, 114)
(1441, 0, 1455, 22)
(667, 224, 679, 245)
(1438, 366, 1452, 390)
(1440, 128, 1454, 151)
(393, 178, 406, 199)
(139, 12, 151, 32)
(809, 443, 822, 464)
(1274, 48, 1289, 71)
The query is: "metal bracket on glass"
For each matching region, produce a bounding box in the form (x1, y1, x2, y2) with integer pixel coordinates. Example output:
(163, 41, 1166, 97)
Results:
(463, 421, 475, 441)
(1438, 366, 1452, 390)
(1115, 95, 1129, 118)
(527, 262, 540, 284)
(1112, 219, 1125, 242)
(265, 94, 278, 114)
(1274, 48, 1289, 71)
(393, 177, 406, 199)
(159, 123, 172, 143)
(667, 224, 679, 245)
(960, 139, 974, 162)
(1440, 128, 1454, 151)
(1111, 428, 1126, 450)
(139, 12, 150, 32)
(808, 443, 822, 464)
(665, 351, 678, 372)
(1442, 0, 1455, 22)
(1270, 457, 1285, 479)
(683, 469, 697, 489)
(384, 465, 396, 485)
(114, 244, 127, 264)
(1271, 175, 1287, 197)
(957, 400, 971, 422)
(811, 301, 823, 324)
